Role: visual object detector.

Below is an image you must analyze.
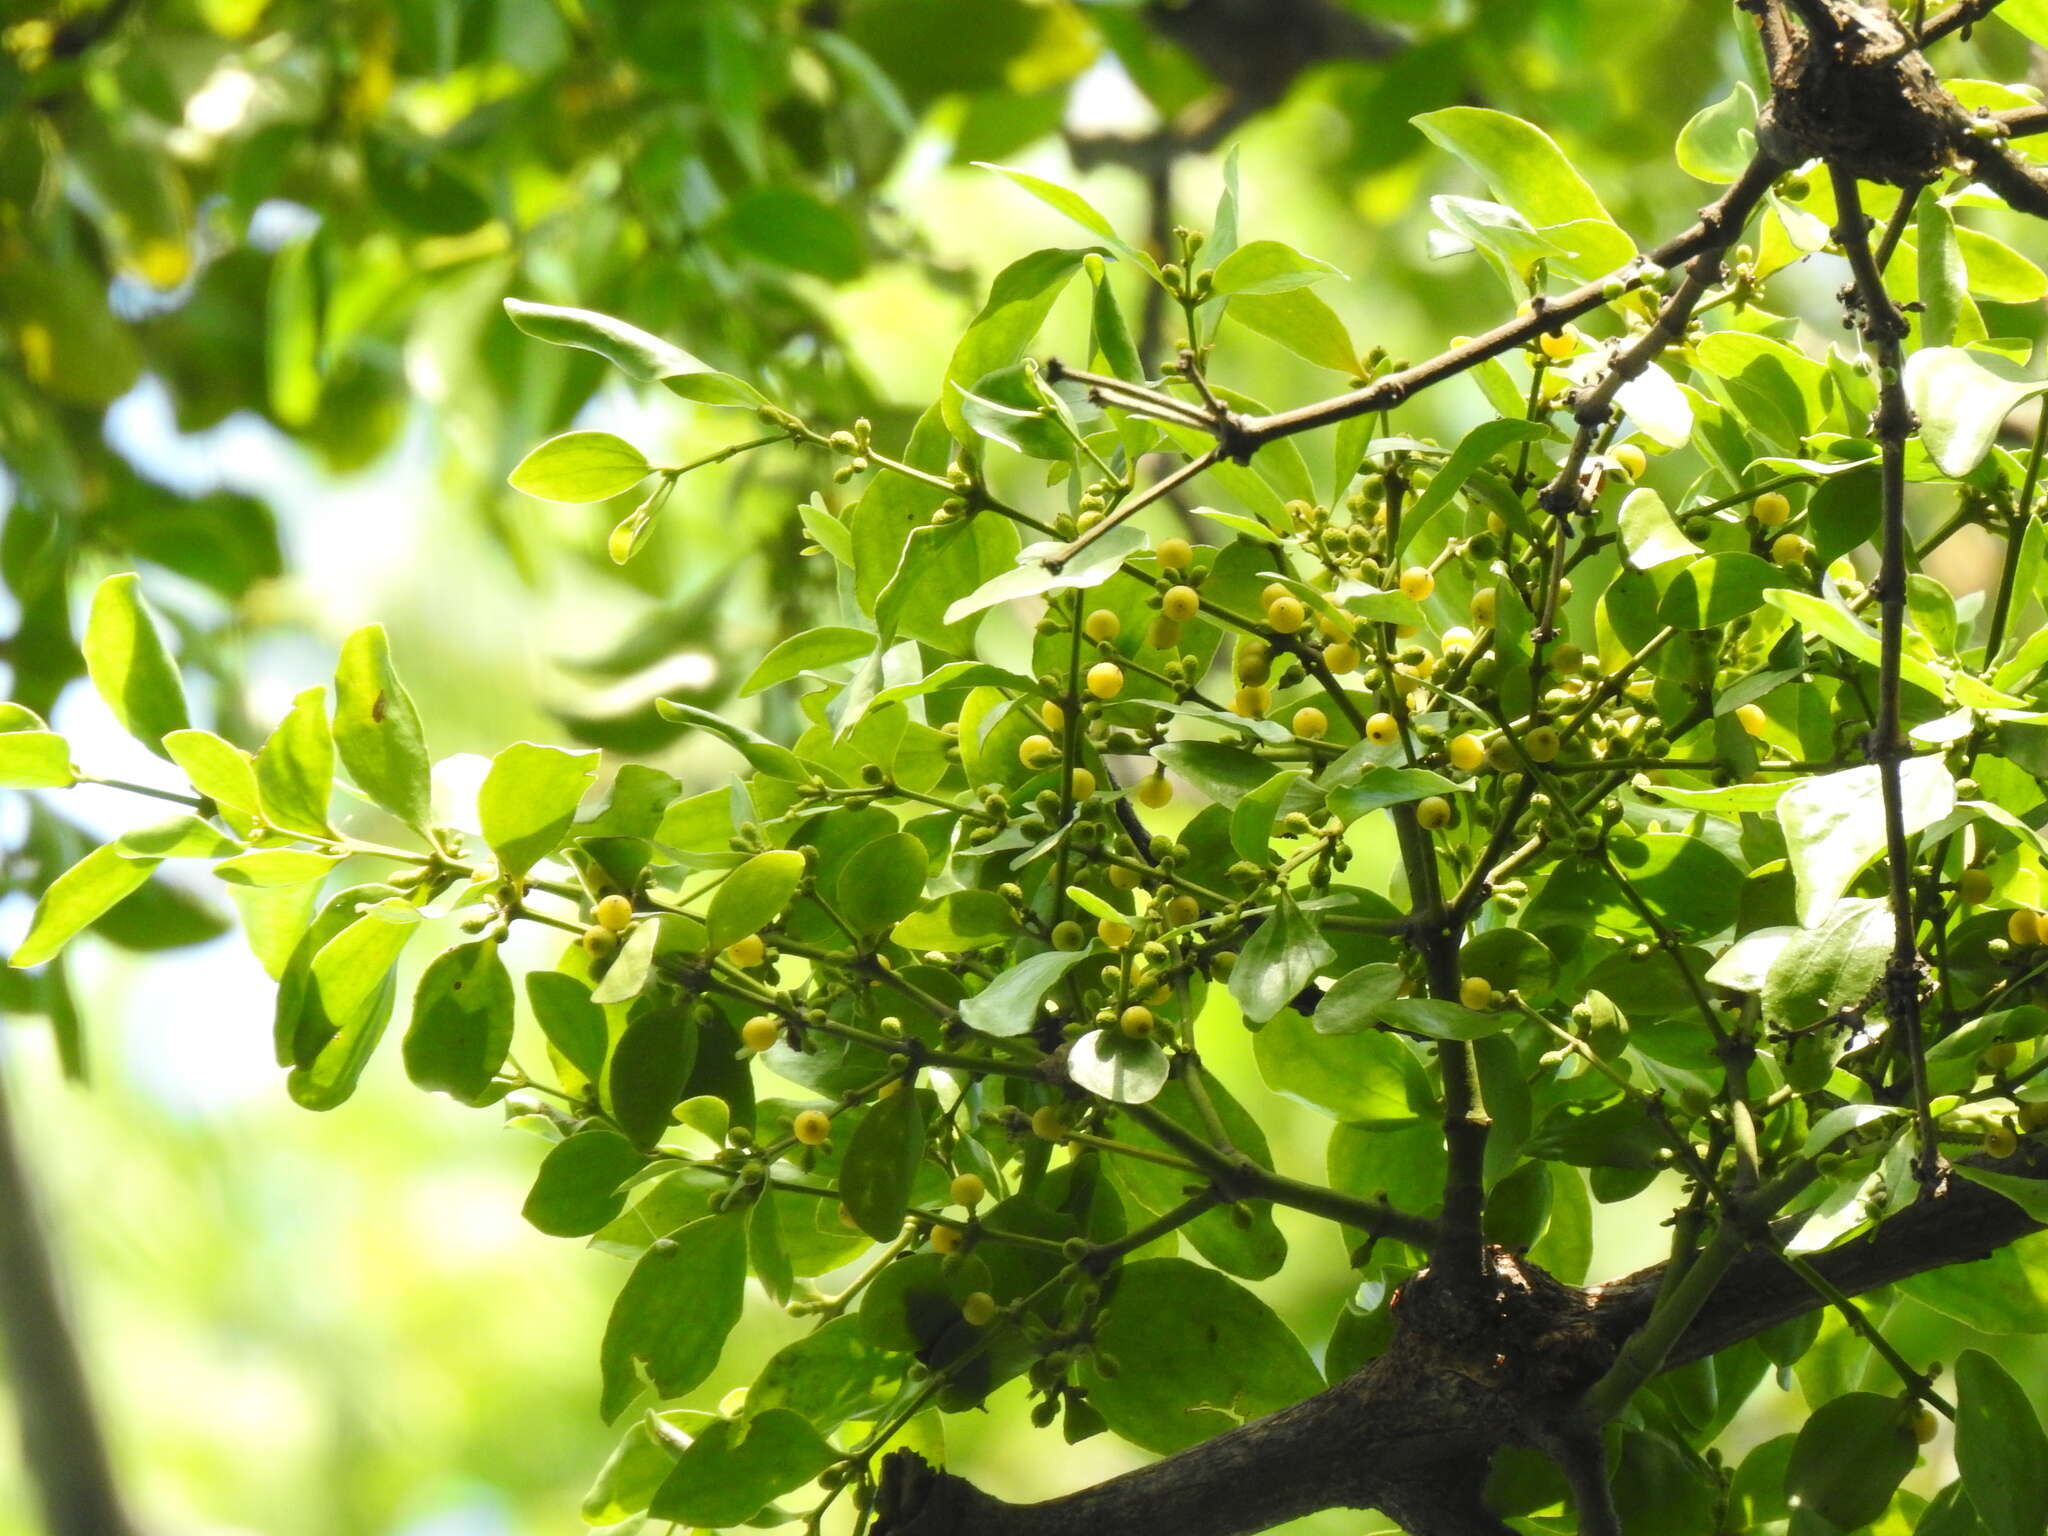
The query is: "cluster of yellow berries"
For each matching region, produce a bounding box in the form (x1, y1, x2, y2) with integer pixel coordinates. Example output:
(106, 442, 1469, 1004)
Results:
(580, 892, 638, 956)
(1439, 724, 1562, 774)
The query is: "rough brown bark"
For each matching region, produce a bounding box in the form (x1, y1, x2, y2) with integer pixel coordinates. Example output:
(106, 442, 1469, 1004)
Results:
(876, 1153, 2048, 1536)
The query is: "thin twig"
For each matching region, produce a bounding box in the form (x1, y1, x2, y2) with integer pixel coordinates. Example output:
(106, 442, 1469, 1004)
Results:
(1830, 163, 1937, 1190)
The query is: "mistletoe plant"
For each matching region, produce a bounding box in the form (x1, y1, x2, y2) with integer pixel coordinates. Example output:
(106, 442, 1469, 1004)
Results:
(25, 3, 2048, 1533)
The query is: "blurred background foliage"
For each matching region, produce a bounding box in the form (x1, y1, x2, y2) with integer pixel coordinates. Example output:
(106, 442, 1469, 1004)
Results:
(5, 1, 2048, 1532)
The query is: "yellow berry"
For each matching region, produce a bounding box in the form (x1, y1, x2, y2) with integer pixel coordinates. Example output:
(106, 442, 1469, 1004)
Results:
(1137, 772, 1173, 809)
(1988, 1123, 2020, 1158)
(1232, 685, 1273, 719)
(1162, 584, 1201, 622)
(1735, 703, 1768, 738)
(2009, 908, 2041, 948)
(741, 1015, 781, 1052)
(1119, 1005, 1155, 1039)
(1460, 976, 1495, 1010)
(930, 1224, 963, 1253)
(1399, 566, 1435, 601)
(1030, 1105, 1067, 1141)
(793, 1109, 832, 1146)
(1086, 661, 1125, 700)
(1959, 868, 1993, 906)
(1610, 444, 1647, 480)
(1448, 733, 1486, 773)
(595, 893, 635, 932)
(1772, 533, 1809, 568)
(582, 925, 617, 958)
(1083, 609, 1121, 643)
(726, 933, 767, 968)
(950, 1173, 986, 1207)
(1069, 767, 1097, 799)
(1911, 1406, 1939, 1445)
(1293, 706, 1329, 741)
(1019, 733, 1059, 770)
(1266, 594, 1307, 634)
(1366, 712, 1400, 745)
(1753, 491, 1791, 527)
(1538, 329, 1577, 360)
(1108, 862, 1141, 890)
(1485, 735, 1522, 772)
(1098, 916, 1135, 949)
(1051, 920, 1086, 951)
(1156, 537, 1193, 571)
(961, 1291, 998, 1327)
(1523, 726, 1560, 763)
(1442, 625, 1477, 652)
(1261, 582, 1294, 609)
(1417, 795, 1452, 830)
(1165, 894, 1200, 927)
(1985, 1041, 2020, 1071)
(1324, 640, 1360, 673)
(1040, 700, 1065, 732)
(1470, 588, 1497, 626)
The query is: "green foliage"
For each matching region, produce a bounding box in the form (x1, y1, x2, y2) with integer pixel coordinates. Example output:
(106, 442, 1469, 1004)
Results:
(27, 5, 2048, 1533)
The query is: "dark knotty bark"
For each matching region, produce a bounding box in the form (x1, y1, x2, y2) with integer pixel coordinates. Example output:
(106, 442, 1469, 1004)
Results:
(1755, 0, 1971, 184)
(875, 1254, 1609, 1536)
(877, 1154, 2048, 1536)
(0, 1062, 143, 1536)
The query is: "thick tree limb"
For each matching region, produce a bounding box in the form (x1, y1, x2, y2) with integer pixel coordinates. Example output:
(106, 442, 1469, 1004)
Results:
(875, 1154, 2048, 1536)
(0, 1060, 142, 1536)
(1652, 1154, 2047, 1368)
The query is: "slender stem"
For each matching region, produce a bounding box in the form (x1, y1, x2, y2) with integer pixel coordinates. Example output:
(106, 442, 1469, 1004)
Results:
(1776, 1248, 1954, 1417)
(1921, 0, 2008, 45)
(1222, 155, 1781, 451)
(1086, 1189, 1223, 1268)
(1045, 449, 1219, 572)
(78, 775, 206, 809)
(1584, 1222, 1745, 1420)
(1832, 164, 1937, 1191)
(1986, 407, 2048, 663)
(1118, 1099, 1440, 1248)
